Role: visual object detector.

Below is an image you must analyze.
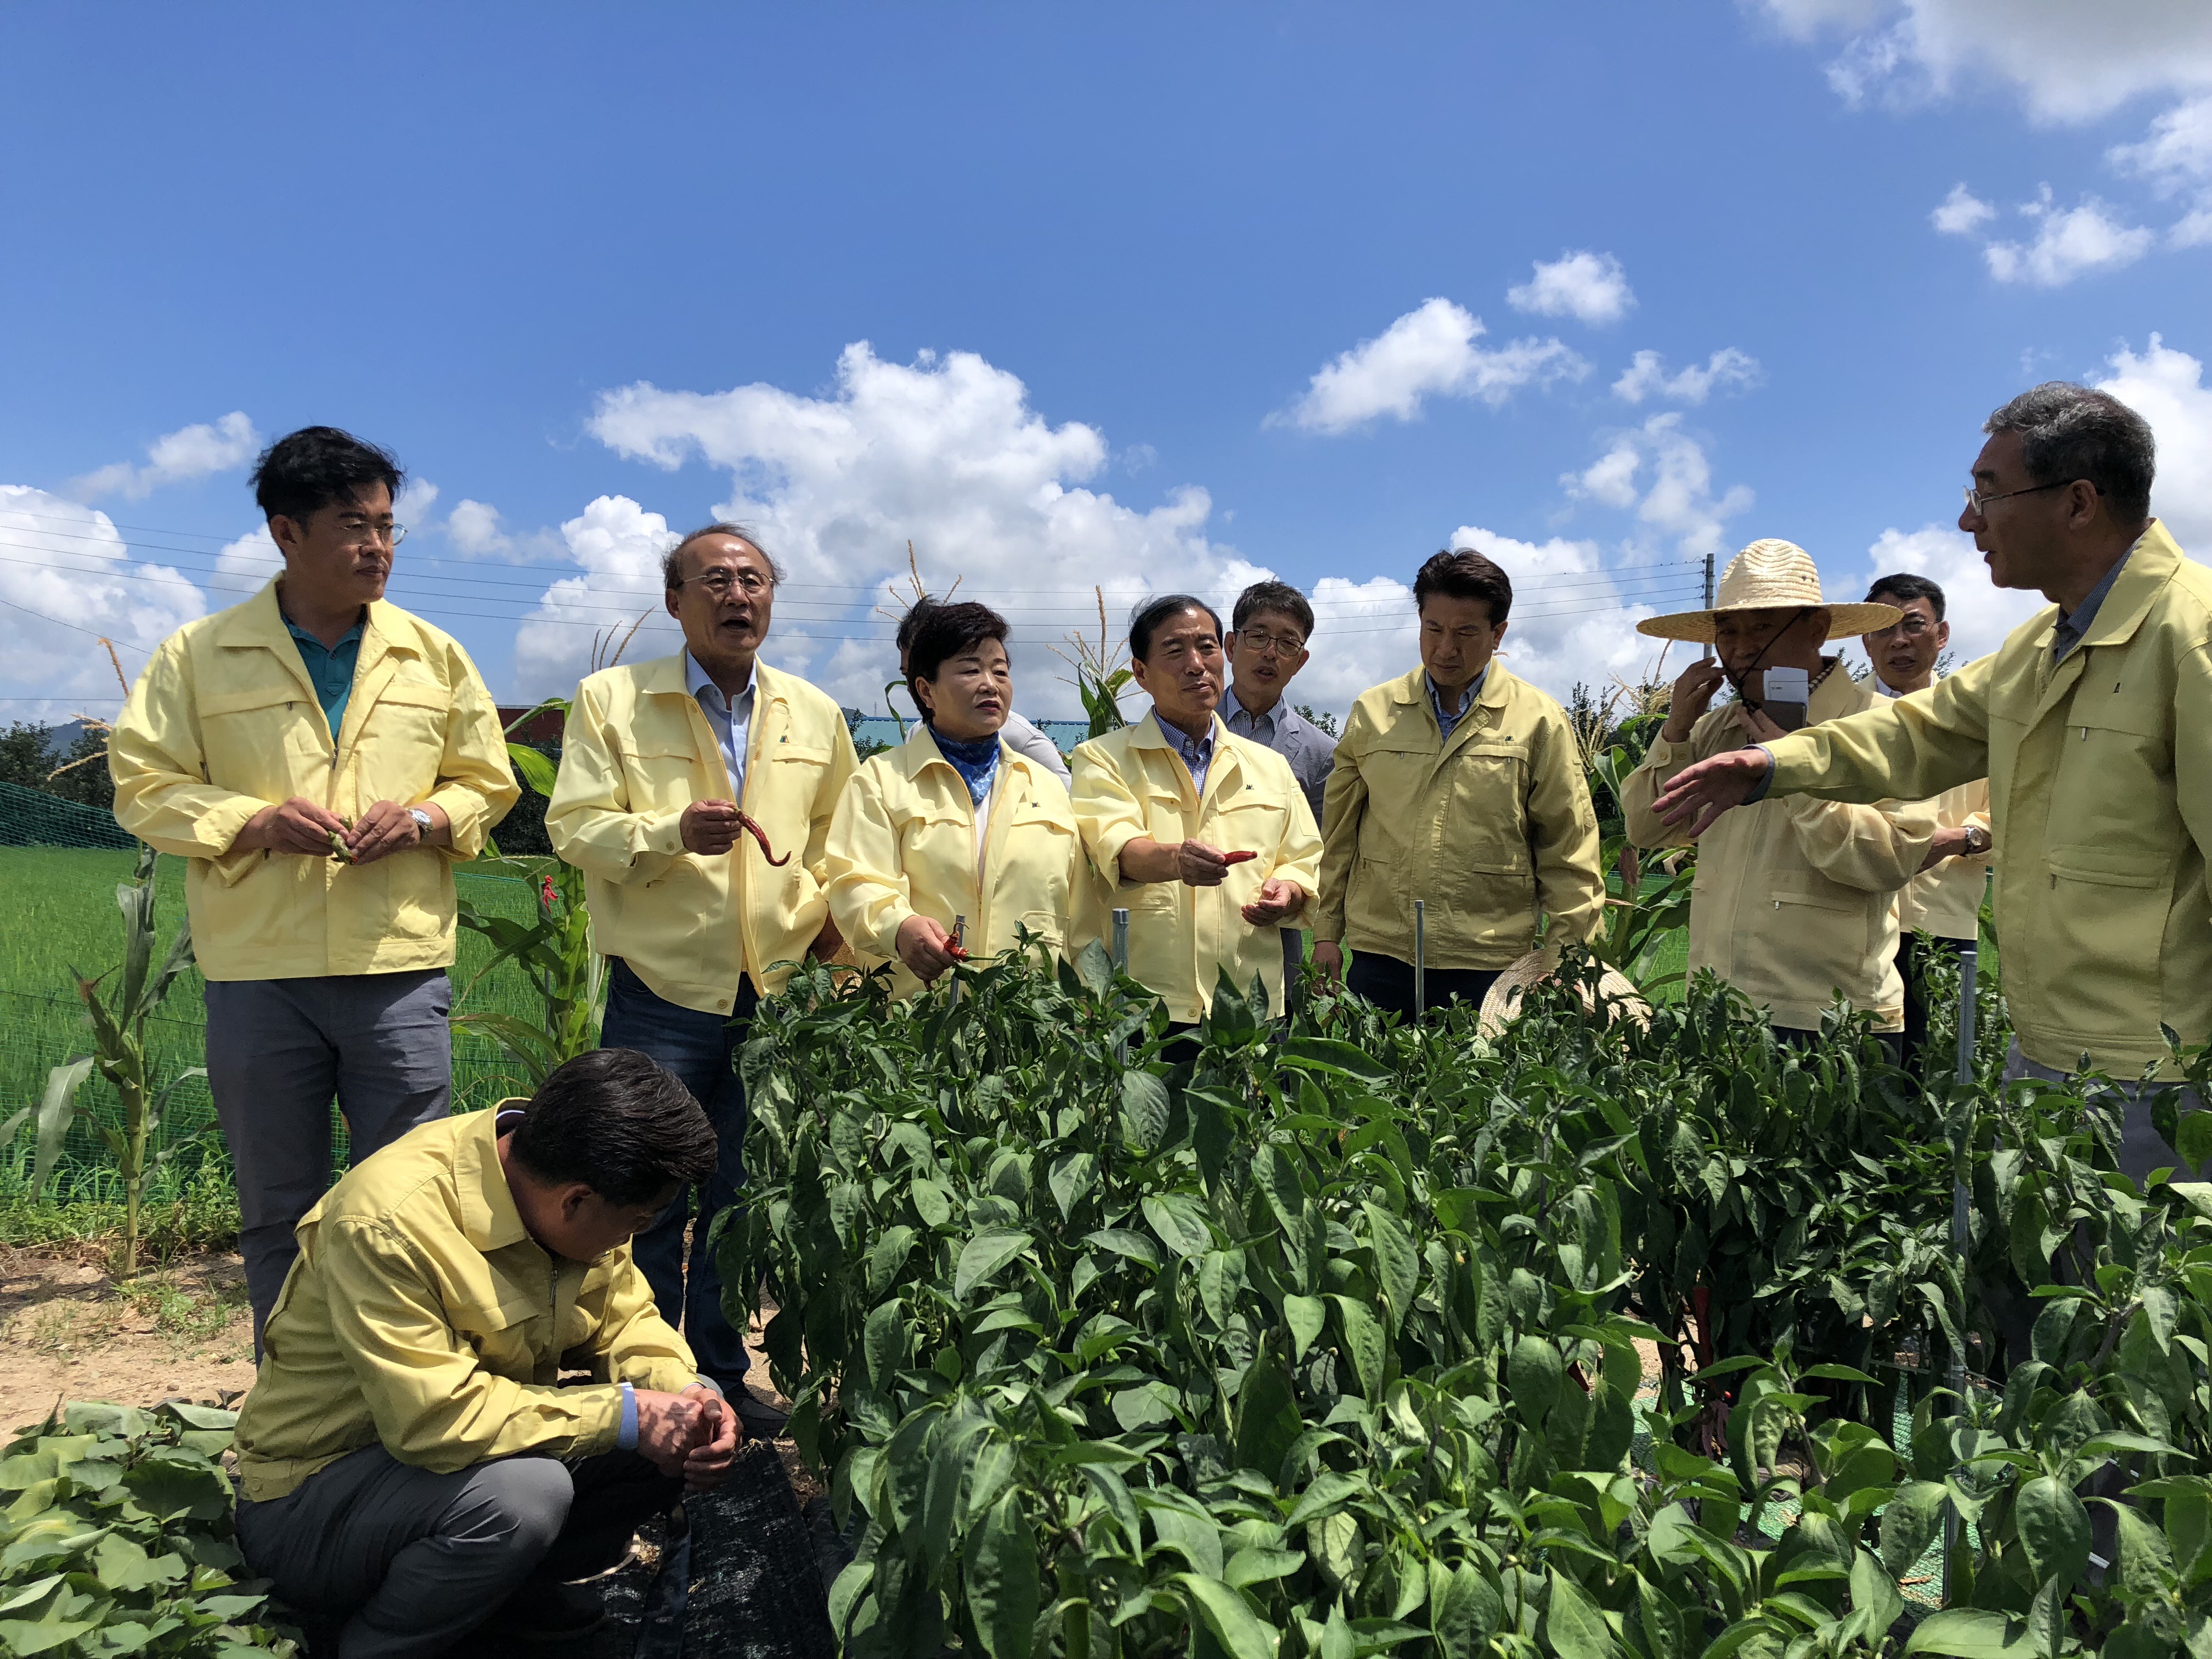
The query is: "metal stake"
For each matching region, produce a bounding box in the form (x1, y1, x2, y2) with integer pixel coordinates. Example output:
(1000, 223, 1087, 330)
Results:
(1701, 548, 1716, 663)
(1942, 879, 1985, 1606)
(949, 915, 967, 1007)
(1413, 900, 1426, 1020)
(1111, 908, 1130, 973)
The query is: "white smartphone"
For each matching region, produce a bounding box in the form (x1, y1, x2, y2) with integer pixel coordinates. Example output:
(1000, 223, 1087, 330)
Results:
(1762, 665, 1809, 732)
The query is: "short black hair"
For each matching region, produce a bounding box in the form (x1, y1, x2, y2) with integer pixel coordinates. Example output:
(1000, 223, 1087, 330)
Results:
(907, 601, 1010, 717)
(1128, 594, 1222, 661)
(1865, 572, 1946, 620)
(1232, 580, 1315, 640)
(251, 427, 404, 523)
(1984, 383, 2157, 526)
(1413, 549, 1513, 625)
(508, 1049, 716, 1206)
(661, 522, 788, 591)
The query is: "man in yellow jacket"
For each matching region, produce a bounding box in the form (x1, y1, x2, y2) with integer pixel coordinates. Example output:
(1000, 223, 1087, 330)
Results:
(109, 427, 517, 1340)
(1861, 573, 1995, 1073)
(1313, 549, 1604, 1017)
(1654, 383, 2210, 1180)
(231, 1049, 739, 1653)
(546, 522, 855, 1430)
(1071, 595, 1322, 1026)
(1624, 541, 1936, 1048)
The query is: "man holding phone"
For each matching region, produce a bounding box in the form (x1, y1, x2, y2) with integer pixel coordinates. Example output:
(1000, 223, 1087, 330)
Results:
(1621, 540, 1938, 1051)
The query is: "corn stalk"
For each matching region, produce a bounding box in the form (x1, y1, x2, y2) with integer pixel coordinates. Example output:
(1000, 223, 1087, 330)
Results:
(7, 843, 204, 1272)
(1054, 586, 1133, 738)
(450, 701, 605, 1084)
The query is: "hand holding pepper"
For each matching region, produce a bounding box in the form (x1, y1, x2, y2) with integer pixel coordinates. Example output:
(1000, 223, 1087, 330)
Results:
(895, 915, 964, 981)
(682, 800, 791, 864)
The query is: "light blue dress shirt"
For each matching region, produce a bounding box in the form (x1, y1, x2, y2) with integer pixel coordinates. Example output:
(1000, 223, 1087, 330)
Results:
(685, 652, 756, 800)
(1428, 665, 1489, 739)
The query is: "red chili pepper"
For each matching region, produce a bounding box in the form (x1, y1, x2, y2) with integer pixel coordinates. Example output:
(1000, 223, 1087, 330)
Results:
(540, 874, 556, 910)
(1221, 850, 1259, 865)
(946, 943, 969, 961)
(736, 811, 791, 866)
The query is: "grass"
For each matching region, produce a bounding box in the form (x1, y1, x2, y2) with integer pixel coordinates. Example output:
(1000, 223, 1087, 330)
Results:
(0, 847, 555, 1243)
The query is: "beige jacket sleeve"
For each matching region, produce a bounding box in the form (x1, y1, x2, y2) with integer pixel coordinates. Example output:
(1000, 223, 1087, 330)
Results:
(573, 1254, 703, 1396)
(1070, 740, 1149, 890)
(109, 637, 273, 884)
(805, 719, 861, 894)
(1527, 704, 1606, 948)
(822, 764, 913, 962)
(545, 678, 689, 885)
(1765, 652, 1996, 804)
(321, 1218, 622, 1472)
(421, 639, 521, 860)
(1312, 708, 1373, 945)
(1780, 793, 1940, 893)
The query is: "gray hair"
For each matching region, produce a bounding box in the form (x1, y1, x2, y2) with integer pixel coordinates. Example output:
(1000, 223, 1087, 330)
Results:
(1984, 382, 2155, 526)
(661, 522, 788, 591)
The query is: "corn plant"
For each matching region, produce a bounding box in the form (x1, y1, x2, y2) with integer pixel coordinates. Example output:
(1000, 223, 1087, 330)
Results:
(451, 707, 602, 1084)
(6, 843, 203, 1273)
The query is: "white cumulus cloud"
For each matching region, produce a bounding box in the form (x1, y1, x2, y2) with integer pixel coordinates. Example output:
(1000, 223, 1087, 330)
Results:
(1506, 251, 1636, 326)
(1277, 298, 1585, 433)
(1612, 348, 1763, 406)
(1563, 414, 1754, 560)
(1982, 189, 2155, 286)
(70, 411, 261, 503)
(0, 487, 207, 719)
(1753, 0, 2212, 124)
(1930, 182, 1997, 235)
(2110, 94, 2212, 247)
(1844, 524, 2044, 668)
(2099, 334, 2212, 551)
(534, 342, 1269, 714)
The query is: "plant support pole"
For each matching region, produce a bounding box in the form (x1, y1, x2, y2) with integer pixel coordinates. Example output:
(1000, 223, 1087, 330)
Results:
(1943, 893, 1983, 1604)
(1414, 900, 1426, 1020)
(950, 915, 966, 1007)
(1111, 908, 1129, 973)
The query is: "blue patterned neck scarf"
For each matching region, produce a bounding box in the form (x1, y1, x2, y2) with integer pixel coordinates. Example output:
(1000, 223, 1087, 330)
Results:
(932, 729, 1001, 806)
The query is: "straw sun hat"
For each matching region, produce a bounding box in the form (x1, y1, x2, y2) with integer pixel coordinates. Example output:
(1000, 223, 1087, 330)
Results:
(1477, 951, 1651, 1040)
(1635, 539, 1901, 644)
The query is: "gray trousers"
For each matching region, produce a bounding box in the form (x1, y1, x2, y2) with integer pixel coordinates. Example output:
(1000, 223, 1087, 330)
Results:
(204, 969, 453, 1341)
(235, 1444, 677, 1659)
(2001, 1039, 2204, 1185)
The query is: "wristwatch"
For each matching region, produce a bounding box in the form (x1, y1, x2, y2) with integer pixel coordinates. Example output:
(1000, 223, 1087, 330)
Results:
(1962, 823, 1991, 856)
(408, 807, 433, 836)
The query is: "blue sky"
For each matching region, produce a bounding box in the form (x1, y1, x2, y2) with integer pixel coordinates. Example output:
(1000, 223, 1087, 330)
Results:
(3, 2, 2208, 723)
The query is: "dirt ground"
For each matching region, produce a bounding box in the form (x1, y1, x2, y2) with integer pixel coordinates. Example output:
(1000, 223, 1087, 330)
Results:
(1, 1246, 260, 1435)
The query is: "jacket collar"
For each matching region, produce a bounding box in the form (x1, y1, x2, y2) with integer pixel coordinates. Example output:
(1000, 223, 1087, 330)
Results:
(2075, 520, 2181, 654)
(213, 579, 428, 658)
(1384, 661, 1513, 710)
(639, 649, 793, 708)
(455, 1102, 531, 1253)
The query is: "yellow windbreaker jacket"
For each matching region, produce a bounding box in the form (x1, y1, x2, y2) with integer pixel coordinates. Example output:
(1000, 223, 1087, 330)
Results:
(1314, 663, 1604, 970)
(1896, 777, 1993, 944)
(546, 654, 858, 1013)
(823, 726, 1096, 999)
(1764, 521, 2212, 1075)
(109, 582, 517, 981)
(1624, 665, 1938, 1032)
(1070, 713, 1322, 1022)
(233, 1105, 700, 1503)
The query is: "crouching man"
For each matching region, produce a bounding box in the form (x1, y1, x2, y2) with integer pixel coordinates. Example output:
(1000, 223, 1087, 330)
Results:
(230, 1049, 739, 1656)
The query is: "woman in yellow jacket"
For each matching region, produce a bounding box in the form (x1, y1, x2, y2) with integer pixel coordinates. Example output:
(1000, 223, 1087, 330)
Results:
(1070, 594, 1323, 1027)
(825, 602, 1092, 995)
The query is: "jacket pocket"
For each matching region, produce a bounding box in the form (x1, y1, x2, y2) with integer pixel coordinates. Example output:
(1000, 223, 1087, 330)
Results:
(624, 738, 705, 809)
(2038, 847, 2170, 1034)
(200, 684, 322, 792)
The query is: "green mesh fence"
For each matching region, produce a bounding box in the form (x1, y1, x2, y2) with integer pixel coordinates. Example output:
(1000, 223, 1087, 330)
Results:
(0, 783, 571, 1205)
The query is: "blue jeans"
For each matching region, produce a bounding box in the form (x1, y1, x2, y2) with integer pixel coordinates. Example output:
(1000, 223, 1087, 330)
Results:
(599, 958, 757, 1387)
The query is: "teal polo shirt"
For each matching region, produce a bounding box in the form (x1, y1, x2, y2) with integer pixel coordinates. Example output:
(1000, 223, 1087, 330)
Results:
(285, 615, 366, 740)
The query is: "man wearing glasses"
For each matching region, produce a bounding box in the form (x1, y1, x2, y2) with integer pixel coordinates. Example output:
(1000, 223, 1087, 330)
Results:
(111, 426, 519, 1341)
(1653, 382, 2212, 1193)
(1314, 549, 1604, 1017)
(1859, 574, 1993, 1074)
(548, 523, 855, 1437)
(1221, 581, 1336, 987)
